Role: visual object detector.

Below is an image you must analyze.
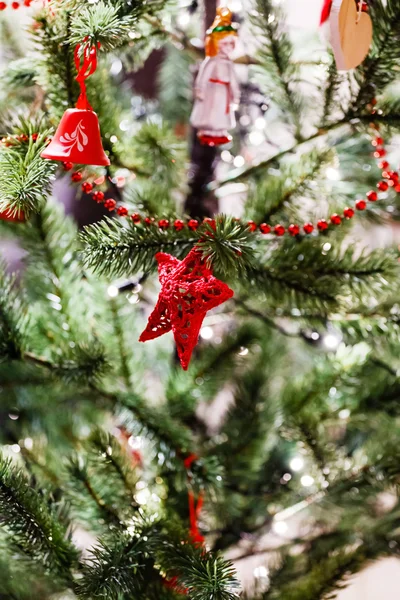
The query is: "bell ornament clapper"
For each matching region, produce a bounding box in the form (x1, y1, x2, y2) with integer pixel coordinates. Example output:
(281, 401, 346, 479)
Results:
(190, 6, 240, 147)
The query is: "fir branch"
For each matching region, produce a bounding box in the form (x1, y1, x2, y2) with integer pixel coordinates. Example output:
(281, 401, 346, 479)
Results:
(109, 297, 133, 390)
(0, 267, 27, 362)
(23, 343, 110, 385)
(156, 531, 239, 600)
(252, 0, 303, 138)
(0, 456, 77, 581)
(81, 216, 254, 279)
(67, 454, 122, 527)
(320, 61, 345, 128)
(68, 1, 138, 51)
(88, 429, 139, 499)
(131, 121, 183, 187)
(119, 392, 194, 456)
(81, 217, 197, 278)
(0, 133, 56, 217)
(245, 149, 335, 223)
(76, 530, 150, 599)
(245, 241, 398, 313)
(158, 43, 195, 125)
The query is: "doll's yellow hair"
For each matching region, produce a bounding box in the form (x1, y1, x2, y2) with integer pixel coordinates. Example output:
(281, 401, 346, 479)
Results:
(205, 7, 238, 57)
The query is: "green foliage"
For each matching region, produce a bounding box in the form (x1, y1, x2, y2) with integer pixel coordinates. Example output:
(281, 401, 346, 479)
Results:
(252, 0, 303, 138)
(0, 133, 56, 217)
(244, 149, 335, 223)
(0, 266, 27, 362)
(159, 43, 195, 125)
(244, 239, 398, 314)
(76, 530, 151, 599)
(0, 455, 78, 580)
(68, 1, 137, 51)
(81, 216, 197, 277)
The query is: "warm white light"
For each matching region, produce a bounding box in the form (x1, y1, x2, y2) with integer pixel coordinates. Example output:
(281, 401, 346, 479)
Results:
(301, 475, 315, 487)
(272, 520, 288, 535)
(253, 565, 269, 578)
(229, 0, 242, 11)
(323, 333, 341, 351)
(255, 117, 266, 130)
(110, 135, 118, 144)
(290, 457, 304, 472)
(233, 155, 245, 168)
(249, 131, 264, 146)
(339, 408, 350, 419)
(24, 437, 33, 450)
(128, 294, 140, 305)
(238, 346, 249, 356)
(128, 436, 144, 449)
(282, 472, 292, 482)
(178, 12, 190, 26)
(311, 332, 320, 341)
(107, 285, 119, 298)
(11, 444, 20, 453)
(135, 488, 151, 505)
(326, 167, 340, 181)
(200, 326, 214, 340)
(221, 150, 232, 163)
(110, 59, 123, 76)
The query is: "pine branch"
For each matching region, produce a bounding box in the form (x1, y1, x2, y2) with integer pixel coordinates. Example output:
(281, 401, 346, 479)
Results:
(155, 529, 240, 600)
(320, 61, 345, 128)
(244, 149, 335, 223)
(67, 453, 126, 530)
(158, 43, 195, 125)
(68, 1, 138, 51)
(245, 240, 399, 314)
(0, 133, 56, 217)
(0, 456, 78, 581)
(76, 529, 151, 599)
(131, 121, 184, 187)
(252, 0, 304, 139)
(81, 216, 254, 279)
(0, 267, 27, 362)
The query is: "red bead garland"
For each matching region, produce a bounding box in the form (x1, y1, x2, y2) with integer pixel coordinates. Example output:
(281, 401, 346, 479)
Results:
(60, 113, 394, 240)
(0, 96, 381, 238)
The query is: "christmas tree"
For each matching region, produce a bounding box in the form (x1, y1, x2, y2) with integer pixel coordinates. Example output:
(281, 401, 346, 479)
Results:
(0, 0, 400, 598)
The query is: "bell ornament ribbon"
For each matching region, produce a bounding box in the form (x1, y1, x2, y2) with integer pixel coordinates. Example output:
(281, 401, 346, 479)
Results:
(74, 39, 100, 111)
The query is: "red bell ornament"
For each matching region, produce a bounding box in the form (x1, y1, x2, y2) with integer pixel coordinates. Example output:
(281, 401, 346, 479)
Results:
(41, 41, 109, 167)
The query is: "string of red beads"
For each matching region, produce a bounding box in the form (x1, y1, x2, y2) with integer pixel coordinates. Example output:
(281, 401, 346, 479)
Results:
(66, 122, 395, 238)
(0, 0, 33, 8)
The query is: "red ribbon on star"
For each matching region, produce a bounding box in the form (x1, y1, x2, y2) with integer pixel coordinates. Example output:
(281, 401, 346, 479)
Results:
(139, 248, 234, 370)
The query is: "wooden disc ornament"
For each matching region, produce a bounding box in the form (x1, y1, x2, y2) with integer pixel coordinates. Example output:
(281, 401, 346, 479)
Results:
(327, 0, 372, 71)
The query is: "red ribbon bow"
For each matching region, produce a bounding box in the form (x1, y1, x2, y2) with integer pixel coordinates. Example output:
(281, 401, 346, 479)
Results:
(74, 39, 100, 111)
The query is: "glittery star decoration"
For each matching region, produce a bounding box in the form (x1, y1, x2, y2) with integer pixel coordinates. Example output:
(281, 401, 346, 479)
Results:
(139, 248, 234, 370)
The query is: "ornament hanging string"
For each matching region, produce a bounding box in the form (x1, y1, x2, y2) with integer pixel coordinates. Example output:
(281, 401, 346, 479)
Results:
(183, 453, 205, 546)
(74, 39, 100, 111)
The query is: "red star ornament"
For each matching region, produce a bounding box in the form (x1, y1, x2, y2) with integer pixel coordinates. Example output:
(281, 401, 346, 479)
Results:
(139, 248, 234, 370)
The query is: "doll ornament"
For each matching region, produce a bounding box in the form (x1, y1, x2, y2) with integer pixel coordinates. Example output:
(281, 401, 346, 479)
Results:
(190, 7, 240, 147)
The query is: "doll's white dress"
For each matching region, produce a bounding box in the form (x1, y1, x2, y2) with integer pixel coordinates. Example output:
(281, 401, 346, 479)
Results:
(190, 55, 240, 137)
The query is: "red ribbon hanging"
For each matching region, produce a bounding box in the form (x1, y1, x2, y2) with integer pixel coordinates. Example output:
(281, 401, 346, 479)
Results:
(74, 39, 100, 111)
(320, 0, 333, 24)
(188, 489, 205, 545)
